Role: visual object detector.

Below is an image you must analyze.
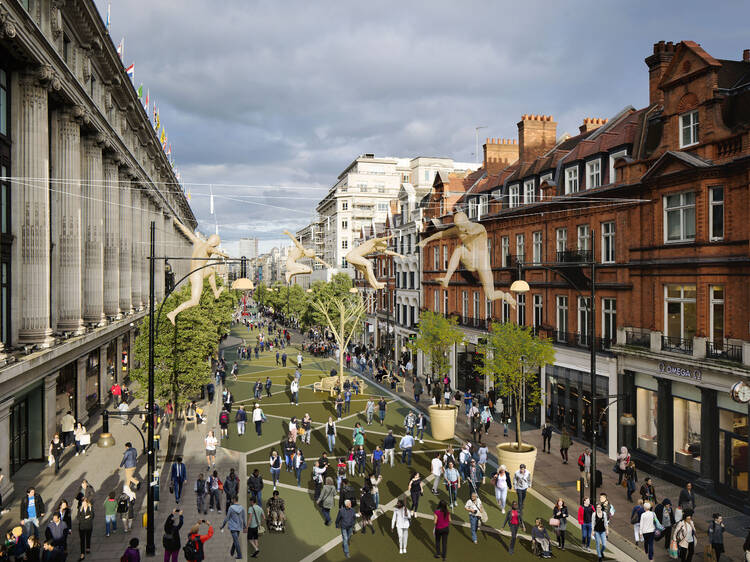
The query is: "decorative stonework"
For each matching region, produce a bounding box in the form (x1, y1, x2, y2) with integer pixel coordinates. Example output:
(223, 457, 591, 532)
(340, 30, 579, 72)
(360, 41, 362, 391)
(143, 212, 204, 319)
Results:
(0, 4, 17, 39)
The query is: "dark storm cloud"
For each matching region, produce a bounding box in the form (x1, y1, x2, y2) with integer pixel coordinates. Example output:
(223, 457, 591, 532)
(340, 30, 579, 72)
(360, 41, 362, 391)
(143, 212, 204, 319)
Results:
(98, 0, 750, 248)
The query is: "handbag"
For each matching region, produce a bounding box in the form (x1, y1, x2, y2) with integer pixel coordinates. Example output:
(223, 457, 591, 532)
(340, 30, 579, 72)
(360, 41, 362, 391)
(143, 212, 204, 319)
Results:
(79, 434, 91, 446)
(549, 517, 560, 527)
(250, 506, 265, 535)
(612, 461, 619, 473)
(668, 539, 679, 558)
(169, 483, 174, 494)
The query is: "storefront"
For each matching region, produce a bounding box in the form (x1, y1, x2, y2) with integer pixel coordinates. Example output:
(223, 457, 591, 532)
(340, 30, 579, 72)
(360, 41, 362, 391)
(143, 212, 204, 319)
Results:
(456, 343, 483, 393)
(56, 363, 77, 426)
(9, 384, 44, 474)
(620, 352, 750, 510)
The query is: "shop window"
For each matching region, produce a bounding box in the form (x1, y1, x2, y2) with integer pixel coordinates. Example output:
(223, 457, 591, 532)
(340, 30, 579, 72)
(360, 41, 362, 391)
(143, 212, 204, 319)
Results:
(718, 408, 748, 492)
(673, 397, 701, 473)
(636, 388, 658, 456)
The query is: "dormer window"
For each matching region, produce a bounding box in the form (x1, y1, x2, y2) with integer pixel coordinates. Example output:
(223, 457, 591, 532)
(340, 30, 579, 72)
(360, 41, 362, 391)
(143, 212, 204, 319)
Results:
(509, 185, 520, 208)
(564, 166, 579, 194)
(680, 110, 699, 148)
(479, 195, 489, 217)
(586, 159, 601, 189)
(468, 199, 478, 219)
(524, 179, 535, 204)
(609, 150, 627, 184)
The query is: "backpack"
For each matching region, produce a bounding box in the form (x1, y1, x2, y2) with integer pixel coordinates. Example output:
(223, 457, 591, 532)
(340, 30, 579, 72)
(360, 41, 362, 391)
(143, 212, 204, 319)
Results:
(183, 536, 200, 560)
(220, 412, 229, 424)
(117, 495, 130, 514)
(196, 479, 205, 495)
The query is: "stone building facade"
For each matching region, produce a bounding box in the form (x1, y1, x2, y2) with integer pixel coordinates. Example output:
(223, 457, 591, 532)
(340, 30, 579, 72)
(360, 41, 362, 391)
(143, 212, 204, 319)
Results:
(0, 0, 196, 499)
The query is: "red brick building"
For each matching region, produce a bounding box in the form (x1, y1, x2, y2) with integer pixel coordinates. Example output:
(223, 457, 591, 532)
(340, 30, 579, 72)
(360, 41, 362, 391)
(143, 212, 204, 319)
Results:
(420, 41, 750, 510)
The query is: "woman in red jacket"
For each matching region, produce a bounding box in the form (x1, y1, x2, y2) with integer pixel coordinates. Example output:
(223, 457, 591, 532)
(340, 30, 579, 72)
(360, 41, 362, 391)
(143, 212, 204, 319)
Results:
(185, 520, 214, 562)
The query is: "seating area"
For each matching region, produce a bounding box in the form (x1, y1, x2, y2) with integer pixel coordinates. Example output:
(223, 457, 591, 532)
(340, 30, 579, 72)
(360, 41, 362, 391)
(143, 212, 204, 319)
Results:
(312, 375, 367, 396)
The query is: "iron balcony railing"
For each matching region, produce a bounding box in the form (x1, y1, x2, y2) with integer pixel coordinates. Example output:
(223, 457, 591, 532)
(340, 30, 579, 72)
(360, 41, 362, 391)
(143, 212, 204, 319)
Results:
(625, 329, 651, 348)
(661, 335, 692, 354)
(706, 340, 743, 363)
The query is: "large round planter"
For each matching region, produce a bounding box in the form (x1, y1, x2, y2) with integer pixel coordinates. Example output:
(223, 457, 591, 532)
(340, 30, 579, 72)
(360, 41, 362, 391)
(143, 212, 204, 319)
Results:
(428, 404, 458, 441)
(495, 442, 538, 478)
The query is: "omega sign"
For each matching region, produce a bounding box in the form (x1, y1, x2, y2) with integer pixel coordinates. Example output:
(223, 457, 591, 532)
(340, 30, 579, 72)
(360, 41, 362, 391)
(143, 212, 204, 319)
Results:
(659, 362, 702, 382)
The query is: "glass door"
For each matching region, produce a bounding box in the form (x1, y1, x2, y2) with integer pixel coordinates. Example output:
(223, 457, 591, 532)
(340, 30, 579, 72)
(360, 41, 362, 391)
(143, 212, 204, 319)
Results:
(10, 399, 28, 474)
(721, 432, 748, 493)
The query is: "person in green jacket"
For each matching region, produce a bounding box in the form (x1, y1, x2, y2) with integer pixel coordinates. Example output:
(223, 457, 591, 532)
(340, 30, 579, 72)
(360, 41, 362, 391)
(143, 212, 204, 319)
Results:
(317, 477, 336, 526)
(560, 428, 572, 464)
(103, 492, 118, 537)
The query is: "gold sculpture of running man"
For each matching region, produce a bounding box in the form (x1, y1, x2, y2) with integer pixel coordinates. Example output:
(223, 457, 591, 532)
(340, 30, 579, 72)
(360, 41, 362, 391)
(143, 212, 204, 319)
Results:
(418, 211, 516, 306)
(167, 218, 229, 325)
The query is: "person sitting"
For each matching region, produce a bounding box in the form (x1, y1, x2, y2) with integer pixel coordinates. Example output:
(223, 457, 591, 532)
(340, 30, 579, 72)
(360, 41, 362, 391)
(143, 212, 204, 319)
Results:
(266, 490, 286, 531)
(531, 518, 553, 558)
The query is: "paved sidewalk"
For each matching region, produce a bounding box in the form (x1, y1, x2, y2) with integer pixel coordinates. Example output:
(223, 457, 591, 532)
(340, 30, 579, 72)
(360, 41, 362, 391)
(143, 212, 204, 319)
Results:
(382, 372, 750, 562)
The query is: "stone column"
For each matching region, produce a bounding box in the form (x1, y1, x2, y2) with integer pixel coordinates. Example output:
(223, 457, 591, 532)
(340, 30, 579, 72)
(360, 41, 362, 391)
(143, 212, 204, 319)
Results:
(155, 209, 165, 302)
(103, 156, 120, 318)
(131, 186, 143, 309)
(119, 172, 133, 314)
(81, 136, 105, 325)
(140, 191, 150, 307)
(12, 71, 55, 345)
(99, 344, 109, 407)
(50, 107, 84, 334)
(0, 398, 15, 499)
(44, 372, 59, 446)
(76, 356, 88, 424)
(116, 335, 124, 385)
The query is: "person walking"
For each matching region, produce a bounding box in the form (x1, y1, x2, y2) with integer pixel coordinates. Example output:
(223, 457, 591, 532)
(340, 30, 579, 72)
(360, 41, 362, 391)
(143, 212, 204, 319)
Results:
(253, 404, 265, 436)
(103, 492, 118, 536)
(265, 376, 273, 397)
(541, 422, 552, 453)
(624, 460, 638, 502)
(433, 500, 451, 561)
(399, 433, 414, 466)
(354, 445, 366, 478)
(383, 430, 396, 467)
(391, 499, 412, 554)
(269, 450, 282, 490)
(577, 448, 592, 489)
(378, 397, 387, 425)
(76, 497, 94, 559)
(408, 472, 424, 516)
(248, 469, 264, 508)
(119, 485, 136, 533)
(359, 487, 376, 534)
(578, 497, 595, 551)
(593, 502, 609, 562)
(465, 491, 484, 544)
(235, 406, 247, 436)
(205, 431, 218, 469)
(552, 498, 569, 550)
(371, 446, 384, 478)
(502, 500, 522, 554)
(301, 413, 312, 445)
(185, 520, 214, 562)
(73, 422, 88, 456)
(708, 513, 725, 561)
(416, 413, 427, 444)
(513, 464, 532, 517)
(223, 468, 240, 504)
(674, 510, 697, 561)
(49, 434, 64, 475)
(170, 456, 187, 505)
(161, 509, 183, 562)
(365, 399, 375, 425)
(678, 482, 696, 512)
(121, 538, 140, 562)
(631, 499, 645, 545)
(208, 471, 222, 513)
(60, 411, 76, 447)
(617, 446, 630, 485)
(431, 453, 443, 495)
(492, 465, 512, 512)
(120, 442, 139, 489)
(369, 472, 382, 510)
(335, 394, 343, 420)
(639, 501, 660, 561)
(220, 497, 246, 560)
(195, 473, 207, 516)
(247, 497, 263, 558)
(559, 428, 571, 464)
(655, 498, 674, 551)
(325, 417, 337, 452)
(335, 499, 357, 559)
(317, 477, 336, 526)
(293, 449, 307, 487)
(290, 379, 299, 405)
(444, 461, 460, 509)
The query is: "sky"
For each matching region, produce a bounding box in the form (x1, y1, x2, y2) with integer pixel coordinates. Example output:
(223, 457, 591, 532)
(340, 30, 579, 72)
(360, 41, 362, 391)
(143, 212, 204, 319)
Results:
(97, 0, 750, 255)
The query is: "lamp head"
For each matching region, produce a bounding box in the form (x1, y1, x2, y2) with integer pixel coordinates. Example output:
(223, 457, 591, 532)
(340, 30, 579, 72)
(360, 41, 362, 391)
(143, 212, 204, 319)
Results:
(510, 279, 530, 293)
(619, 413, 636, 427)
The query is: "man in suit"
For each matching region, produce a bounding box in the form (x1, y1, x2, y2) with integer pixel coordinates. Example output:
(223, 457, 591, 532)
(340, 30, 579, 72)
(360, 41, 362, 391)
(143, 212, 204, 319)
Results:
(170, 456, 187, 504)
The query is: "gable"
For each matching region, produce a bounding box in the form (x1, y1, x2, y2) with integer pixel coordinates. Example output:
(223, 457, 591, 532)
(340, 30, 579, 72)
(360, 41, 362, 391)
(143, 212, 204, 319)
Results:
(660, 41, 721, 90)
(642, 150, 710, 181)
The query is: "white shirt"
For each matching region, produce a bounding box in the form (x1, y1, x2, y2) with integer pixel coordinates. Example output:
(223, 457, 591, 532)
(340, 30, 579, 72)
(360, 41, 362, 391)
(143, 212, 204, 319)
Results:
(252, 407, 264, 422)
(289, 421, 297, 432)
(290, 381, 299, 393)
(514, 470, 531, 490)
(640, 510, 657, 534)
(391, 508, 411, 530)
(465, 497, 483, 515)
(495, 471, 508, 490)
(431, 458, 443, 476)
(297, 354, 303, 364)
(205, 435, 217, 451)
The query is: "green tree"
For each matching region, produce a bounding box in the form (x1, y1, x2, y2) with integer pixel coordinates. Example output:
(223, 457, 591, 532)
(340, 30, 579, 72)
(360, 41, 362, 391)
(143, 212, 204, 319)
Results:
(132, 278, 238, 416)
(300, 273, 354, 329)
(475, 322, 555, 451)
(254, 282, 269, 308)
(408, 310, 465, 408)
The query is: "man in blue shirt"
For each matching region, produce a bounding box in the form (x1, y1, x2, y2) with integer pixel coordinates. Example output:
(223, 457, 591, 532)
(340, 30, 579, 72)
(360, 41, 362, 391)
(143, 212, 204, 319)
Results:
(464, 389, 473, 416)
(399, 434, 415, 466)
(343, 390, 351, 414)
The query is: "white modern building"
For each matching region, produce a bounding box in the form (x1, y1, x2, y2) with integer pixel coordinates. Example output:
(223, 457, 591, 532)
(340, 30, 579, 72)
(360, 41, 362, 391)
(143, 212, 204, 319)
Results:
(238, 237, 259, 260)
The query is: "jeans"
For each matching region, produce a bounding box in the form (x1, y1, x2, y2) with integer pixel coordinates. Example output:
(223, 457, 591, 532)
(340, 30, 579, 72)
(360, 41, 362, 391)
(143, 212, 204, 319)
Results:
(341, 527, 353, 557)
(434, 527, 449, 559)
(173, 479, 183, 503)
(356, 459, 365, 474)
(255, 420, 262, 436)
(229, 529, 242, 559)
(336, 404, 342, 419)
(643, 532, 655, 560)
(295, 467, 303, 486)
(322, 507, 331, 525)
(447, 485, 458, 507)
(105, 514, 117, 535)
(237, 421, 246, 435)
(271, 467, 281, 487)
(384, 448, 394, 467)
(581, 522, 592, 548)
(373, 460, 381, 477)
(292, 392, 298, 404)
(197, 493, 206, 514)
(250, 489, 262, 508)
(494, 486, 507, 510)
(407, 425, 414, 437)
(209, 489, 221, 511)
(469, 514, 480, 542)
(379, 410, 385, 423)
(594, 531, 607, 559)
(465, 403, 471, 416)
(327, 434, 336, 452)
(417, 427, 424, 441)
(516, 488, 527, 513)
(401, 448, 412, 465)
(344, 401, 350, 413)
(373, 491, 379, 508)
(508, 523, 519, 553)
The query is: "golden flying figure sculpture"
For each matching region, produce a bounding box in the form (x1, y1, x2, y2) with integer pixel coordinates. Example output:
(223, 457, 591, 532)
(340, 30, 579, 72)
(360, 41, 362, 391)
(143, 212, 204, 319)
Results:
(283, 230, 332, 284)
(418, 211, 516, 306)
(345, 235, 404, 290)
(166, 218, 230, 325)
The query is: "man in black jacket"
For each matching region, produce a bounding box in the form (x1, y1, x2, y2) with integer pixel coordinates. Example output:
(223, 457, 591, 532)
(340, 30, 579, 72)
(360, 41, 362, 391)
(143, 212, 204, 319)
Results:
(20, 488, 45, 538)
(247, 469, 264, 507)
(338, 479, 357, 509)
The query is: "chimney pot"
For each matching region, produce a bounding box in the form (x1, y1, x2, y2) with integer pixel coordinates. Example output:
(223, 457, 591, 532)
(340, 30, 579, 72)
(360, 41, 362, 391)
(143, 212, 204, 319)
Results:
(744, 49, 750, 62)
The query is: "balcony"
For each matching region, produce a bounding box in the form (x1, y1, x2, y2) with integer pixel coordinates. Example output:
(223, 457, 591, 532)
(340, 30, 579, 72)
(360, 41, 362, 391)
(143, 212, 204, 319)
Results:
(625, 329, 650, 348)
(556, 249, 593, 263)
(706, 341, 743, 363)
(454, 316, 490, 330)
(716, 135, 742, 159)
(553, 330, 613, 353)
(661, 335, 692, 354)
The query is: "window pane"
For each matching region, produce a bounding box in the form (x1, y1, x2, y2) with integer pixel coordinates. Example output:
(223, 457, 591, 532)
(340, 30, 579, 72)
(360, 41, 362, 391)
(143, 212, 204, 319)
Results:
(666, 194, 680, 208)
(667, 302, 681, 337)
(666, 210, 681, 240)
(713, 301, 724, 343)
(683, 206, 695, 239)
(684, 192, 695, 205)
(637, 388, 658, 456)
(684, 301, 696, 340)
(683, 285, 696, 300)
(667, 285, 681, 298)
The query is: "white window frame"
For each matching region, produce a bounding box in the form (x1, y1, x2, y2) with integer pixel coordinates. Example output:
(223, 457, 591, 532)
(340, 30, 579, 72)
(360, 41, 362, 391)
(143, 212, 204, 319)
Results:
(577, 224, 590, 252)
(473, 292, 480, 326)
(602, 298, 616, 343)
(517, 293, 526, 326)
(564, 166, 579, 194)
(664, 284, 697, 340)
(586, 159, 601, 189)
(609, 149, 627, 184)
(501, 300, 510, 323)
(556, 296, 568, 339)
(516, 234, 525, 263)
(533, 294, 543, 328)
(709, 186, 724, 241)
(479, 194, 489, 218)
(679, 110, 699, 148)
(433, 289, 439, 312)
(341, 219, 348, 229)
(601, 221, 615, 263)
(539, 173, 552, 200)
(532, 231, 543, 264)
(433, 247, 439, 269)
(468, 199, 478, 219)
(443, 290, 448, 315)
(509, 184, 521, 208)
(556, 228, 567, 254)
(462, 291, 468, 322)
(578, 296, 591, 338)
(341, 201, 348, 211)
(664, 191, 696, 243)
(341, 239, 348, 250)
(524, 179, 535, 204)
(485, 297, 492, 320)
(709, 285, 724, 344)
(501, 236, 510, 267)
(443, 245, 448, 269)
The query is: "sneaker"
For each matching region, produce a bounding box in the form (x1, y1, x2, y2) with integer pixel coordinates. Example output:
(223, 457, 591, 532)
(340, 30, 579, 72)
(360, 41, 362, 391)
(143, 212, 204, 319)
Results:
(75, 453, 79, 456)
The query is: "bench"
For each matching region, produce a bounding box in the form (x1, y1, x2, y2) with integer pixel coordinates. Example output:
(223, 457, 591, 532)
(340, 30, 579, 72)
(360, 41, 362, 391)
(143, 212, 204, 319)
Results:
(312, 375, 368, 396)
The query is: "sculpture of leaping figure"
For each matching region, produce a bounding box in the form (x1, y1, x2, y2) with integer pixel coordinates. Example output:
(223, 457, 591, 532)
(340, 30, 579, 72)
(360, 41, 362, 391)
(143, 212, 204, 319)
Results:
(345, 235, 404, 290)
(166, 218, 230, 325)
(418, 211, 516, 307)
(283, 230, 332, 284)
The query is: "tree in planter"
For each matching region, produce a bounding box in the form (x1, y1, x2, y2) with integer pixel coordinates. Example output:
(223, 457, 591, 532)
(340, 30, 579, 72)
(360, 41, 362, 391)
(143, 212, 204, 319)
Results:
(408, 310, 465, 408)
(475, 322, 555, 450)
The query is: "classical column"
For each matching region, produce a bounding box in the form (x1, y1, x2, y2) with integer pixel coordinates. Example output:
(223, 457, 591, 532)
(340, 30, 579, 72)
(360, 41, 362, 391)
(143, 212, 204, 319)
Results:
(131, 186, 143, 309)
(0, 398, 15, 499)
(155, 208, 165, 302)
(99, 344, 109, 407)
(12, 71, 55, 345)
(76, 356, 88, 424)
(140, 190, 150, 307)
(115, 335, 124, 385)
(81, 136, 105, 325)
(103, 156, 120, 318)
(51, 108, 84, 333)
(44, 372, 59, 447)
(119, 172, 133, 314)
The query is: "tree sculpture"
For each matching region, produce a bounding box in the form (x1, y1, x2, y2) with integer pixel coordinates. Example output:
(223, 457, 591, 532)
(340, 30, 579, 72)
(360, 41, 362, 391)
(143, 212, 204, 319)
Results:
(418, 211, 516, 306)
(475, 322, 555, 451)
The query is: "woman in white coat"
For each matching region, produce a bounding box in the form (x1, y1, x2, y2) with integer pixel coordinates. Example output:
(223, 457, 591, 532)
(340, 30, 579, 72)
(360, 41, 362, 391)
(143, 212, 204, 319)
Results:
(391, 499, 412, 554)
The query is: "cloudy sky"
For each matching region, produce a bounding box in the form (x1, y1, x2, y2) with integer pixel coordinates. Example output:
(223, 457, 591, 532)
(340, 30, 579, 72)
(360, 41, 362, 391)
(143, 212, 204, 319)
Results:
(97, 0, 749, 254)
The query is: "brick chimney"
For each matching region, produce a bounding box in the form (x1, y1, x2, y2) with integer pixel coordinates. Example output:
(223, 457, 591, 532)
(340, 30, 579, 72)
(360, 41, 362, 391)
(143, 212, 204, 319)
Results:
(645, 40, 677, 105)
(483, 138, 518, 174)
(579, 117, 608, 134)
(517, 114, 557, 162)
(744, 49, 750, 62)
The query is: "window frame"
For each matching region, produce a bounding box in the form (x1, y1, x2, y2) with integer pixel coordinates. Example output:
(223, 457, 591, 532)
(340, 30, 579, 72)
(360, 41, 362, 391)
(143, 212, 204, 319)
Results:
(586, 159, 601, 189)
(709, 186, 724, 241)
(523, 179, 535, 204)
(709, 285, 724, 344)
(679, 110, 699, 148)
(509, 184, 521, 208)
(479, 194, 489, 218)
(609, 149, 627, 184)
(663, 191, 696, 243)
(577, 224, 590, 252)
(601, 221, 615, 263)
(517, 293, 526, 326)
(602, 298, 617, 343)
(556, 295, 568, 339)
(664, 284, 697, 341)
(564, 166, 579, 194)
(532, 231, 543, 264)
(556, 228, 567, 253)
(516, 233, 525, 263)
(533, 294, 543, 329)
(501, 236, 510, 267)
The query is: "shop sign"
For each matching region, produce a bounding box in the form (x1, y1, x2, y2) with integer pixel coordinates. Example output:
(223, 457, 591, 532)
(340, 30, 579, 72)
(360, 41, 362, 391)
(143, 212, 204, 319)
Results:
(658, 361, 702, 381)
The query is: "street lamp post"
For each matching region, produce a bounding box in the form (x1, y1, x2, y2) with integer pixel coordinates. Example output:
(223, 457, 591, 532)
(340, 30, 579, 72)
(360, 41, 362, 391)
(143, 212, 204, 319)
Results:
(146, 222, 156, 555)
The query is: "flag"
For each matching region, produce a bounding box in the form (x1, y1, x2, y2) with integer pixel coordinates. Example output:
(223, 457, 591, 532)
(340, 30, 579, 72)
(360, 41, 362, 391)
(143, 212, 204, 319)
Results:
(117, 38, 124, 60)
(143, 89, 149, 114)
(209, 185, 214, 214)
(159, 128, 166, 150)
(137, 84, 143, 98)
(155, 107, 160, 131)
(125, 63, 134, 82)
(106, 3, 111, 31)
(167, 144, 172, 158)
